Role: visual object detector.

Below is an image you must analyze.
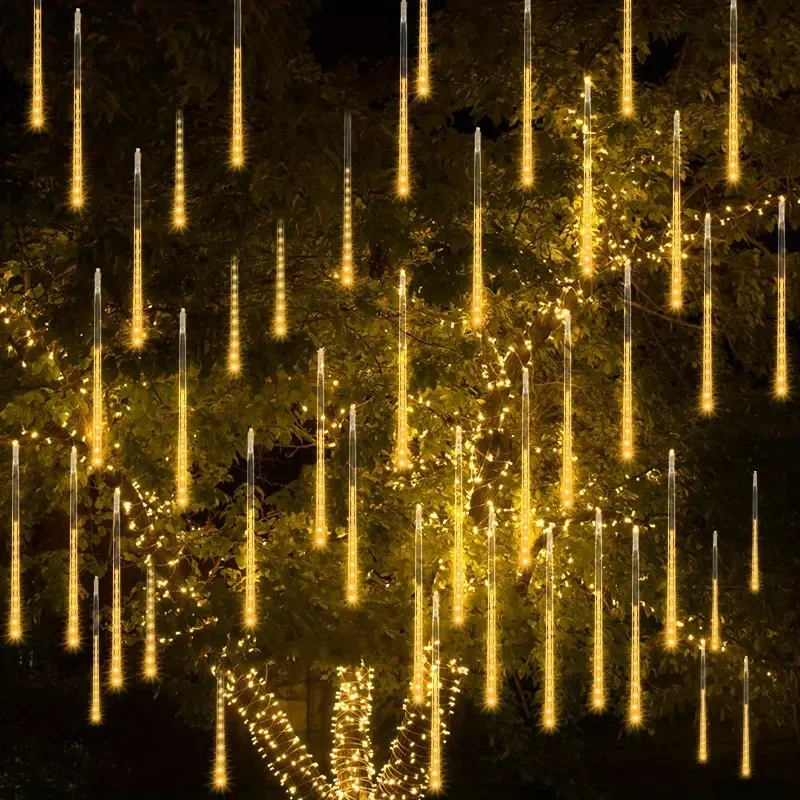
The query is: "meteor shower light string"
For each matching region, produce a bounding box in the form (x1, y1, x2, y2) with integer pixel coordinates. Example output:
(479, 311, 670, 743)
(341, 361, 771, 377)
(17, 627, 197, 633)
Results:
(347, 405, 358, 605)
(315, 348, 327, 547)
(776, 197, 787, 397)
(397, 1, 409, 196)
(71, 9, 83, 209)
(622, 0, 633, 115)
(629, 525, 642, 727)
(9, 441, 21, 642)
(132, 149, 144, 348)
(397, 270, 409, 470)
(522, 0, 533, 186)
(173, 109, 186, 228)
(274, 221, 286, 338)
(413, 504, 424, 704)
(562, 311, 573, 508)
(698, 640, 708, 763)
(177, 310, 189, 507)
(486, 505, 498, 709)
(92, 269, 102, 467)
(581, 77, 593, 276)
(111, 487, 122, 689)
(592, 508, 604, 710)
(622, 258, 633, 460)
(750, 471, 759, 593)
(520, 367, 531, 568)
(666, 449, 677, 649)
(90, 576, 101, 724)
(144, 558, 157, 679)
(429, 591, 441, 791)
(342, 112, 353, 286)
(701, 214, 713, 413)
(229, 256, 240, 373)
(31, 0, 44, 129)
(472, 128, 483, 328)
(741, 657, 751, 777)
(711, 531, 720, 651)
(214, 668, 228, 789)
(728, 0, 739, 182)
(453, 426, 465, 625)
(543, 525, 556, 729)
(245, 428, 256, 626)
(67, 447, 79, 650)
(418, 0, 429, 97)
(231, 0, 244, 168)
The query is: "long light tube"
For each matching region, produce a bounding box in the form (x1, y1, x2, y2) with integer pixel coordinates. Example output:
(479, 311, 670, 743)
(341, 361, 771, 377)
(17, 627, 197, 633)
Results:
(750, 471, 759, 593)
(90, 576, 101, 724)
(698, 640, 708, 763)
(71, 9, 83, 209)
(315, 348, 327, 547)
(418, 0, 429, 97)
(472, 128, 483, 329)
(701, 214, 714, 414)
(543, 525, 555, 729)
(728, 0, 739, 183)
(671, 111, 682, 309)
(711, 531, 720, 652)
(177, 309, 189, 508)
(92, 269, 103, 467)
(453, 426, 465, 625)
(486, 504, 498, 709)
(342, 112, 354, 286)
(245, 427, 256, 627)
(67, 446, 80, 650)
(9, 441, 21, 642)
(776, 197, 787, 397)
(347, 405, 358, 606)
(132, 149, 144, 348)
(561, 311, 573, 508)
(592, 508, 604, 711)
(214, 668, 228, 789)
(741, 656, 750, 777)
(397, 1, 409, 197)
(520, 367, 531, 568)
(666, 448, 677, 649)
(629, 525, 642, 727)
(397, 270, 409, 470)
(31, 0, 44, 130)
(522, 0, 533, 187)
(581, 77, 593, 276)
(429, 590, 441, 791)
(231, 0, 244, 168)
(229, 256, 240, 373)
(144, 557, 157, 679)
(413, 503, 424, 704)
(622, 0, 633, 116)
(275, 220, 286, 338)
(173, 108, 186, 229)
(622, 258, 633, 460)
(110, 487, 122, 689)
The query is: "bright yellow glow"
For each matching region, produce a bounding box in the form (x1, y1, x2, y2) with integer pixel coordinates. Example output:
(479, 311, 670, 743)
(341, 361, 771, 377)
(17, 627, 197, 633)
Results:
(274, 221, 286, 338)
(711, 531, 720, 652)
(245, 428, 257, 626)
(31, 1, 44, 130)
(622, 259, 634, 460)
(132, 149, 145, 349)
(671, 111, 682, 309)
(621, 0, 633, 116)
(397, 1, 409, 197)
(629, 525, 642, 728)
(173, 108, 186, 229)
(417, 0, 430, 97)
(92, 270, 103, 467)
(413, 504, 424, 704)
(67, 446, 80, 650)
(71, 10, 83, 209)
(144, 557, 157, 680)
(728, 0, 739, 183)
(561, 311, 573, 508)
(9, 441, 21, 642)
(429, 591, 441, 792)
(543, 525, 556, 729)
(666, 449, 677, 649)
(228, 256, 240, 373)
(741, 656, 750, 778)
(177, 309, 189, 508)
(472, 128, 483, 329)
(397, 270, 410, 470)
(698, 640, 708, 763)
(776, 197, 788, 397)
(581, 77, 593, 276)
(342, 112, 354, 286)
(214, 668, 228, 790)
(315, 348, 327, 547)
(90, 576, 101, 724)
(520, 368, 531, 568)
(331, 665, 375, 797)
(522, 0, 533, 187)
(701, 214, 714, 414)
(750, 471, 759, 593)
(486, 505, 498, 709)
(110, 488, 123, 689)
(453, 426, 465, 626)
(347, 405, 358, 606)
(231, 0, 244, 169)
(592, 508, 604, 711)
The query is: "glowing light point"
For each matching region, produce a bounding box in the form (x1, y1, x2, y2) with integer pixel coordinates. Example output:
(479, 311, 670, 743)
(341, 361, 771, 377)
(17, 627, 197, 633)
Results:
(397, 270, 410, 470)
(90, 576, 101, 724)
(92, 269, 103, 467)
(581, 77, 593, 276)
(698, 640, 708, 763)
(472, 128, 483, 329)
(561, 311, 573, 508)
(666, 449, 678, 649)
(173, 108, 186, 229)
(417, 0, 430, 97)
(592, 508, 605, 711)
(397, 1, 410, 197)
(750, 471, 759, 593)
(231, 0, 244, 169)
(228, 256, 241, 374)
(622, 258, 634, 460)
(728, 0, 739, 183)
(131, 148, 145, 349)
(621, 0, 633, 116)
(629, 525, 642, 728)
(741, 657, 751, 778)
(453, 426, 465, 626)
(71, 9, 83, 209)
(543, 525, 556, 729)
(314, 348, 327, 547)
(429, 591, 441, 792)
(711, 531, 720, 652)
(412, 504, 424, 705)
(144, 557, 157, 680)
(110, 487, 123, 690)
(485, 505, 498, 710)
(776, 197, 788, 397)
(671, 111, 683, 310)
(521, 0, 533, 187)
(274, 221, 286, 339)
(342, 112, 354, 286)
(9, 441, 21, 642)
(31, 0, 44, 130)
(520, 367, 531, 569)
(214, 668, 228, 790)
(67, 446, 80, 650)
(701, 214, 714, 414)
(245, 428, 256, 627)
(347, 405, 358, 606)
(176, 309, 189, 508)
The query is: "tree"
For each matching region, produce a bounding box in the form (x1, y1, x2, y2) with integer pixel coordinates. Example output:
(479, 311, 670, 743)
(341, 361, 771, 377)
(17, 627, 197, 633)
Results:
(2, 0, 800, 796)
